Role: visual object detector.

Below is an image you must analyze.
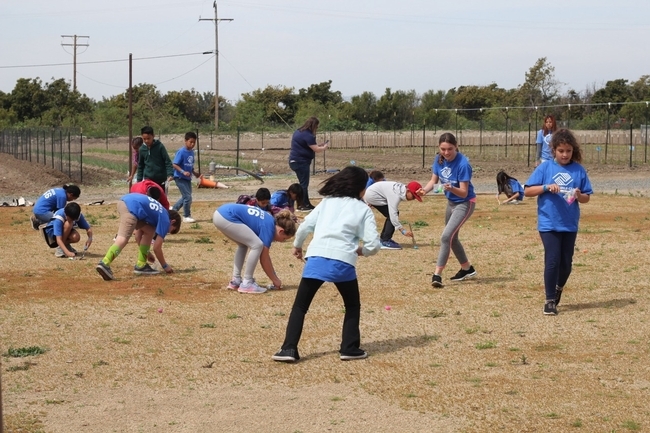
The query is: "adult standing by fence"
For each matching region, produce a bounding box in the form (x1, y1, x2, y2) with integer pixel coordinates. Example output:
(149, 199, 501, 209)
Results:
(288, 116, 329, 211)
(536, 115, 557, 166)
(136, 126, 173, 191)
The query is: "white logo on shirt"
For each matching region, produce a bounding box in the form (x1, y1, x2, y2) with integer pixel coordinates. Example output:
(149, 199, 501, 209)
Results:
(440, 167, 452, 179)
(552, 172, 573, 187)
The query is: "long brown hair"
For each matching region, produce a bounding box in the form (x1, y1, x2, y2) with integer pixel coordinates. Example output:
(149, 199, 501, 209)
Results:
(542, 115, 557, 136)
(298, 116, 320, 134)
(550, 128, 582, 163)
(437, 132, 458, 165)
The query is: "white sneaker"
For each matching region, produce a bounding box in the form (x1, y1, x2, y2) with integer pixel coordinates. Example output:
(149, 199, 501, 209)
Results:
(237, 279, 267, 294)
(183, 216, 196, 223)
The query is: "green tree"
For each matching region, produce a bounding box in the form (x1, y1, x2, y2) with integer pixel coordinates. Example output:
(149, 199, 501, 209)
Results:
(519, 57, 560, 108)
(347, 91, 378, 127)
(376, 88, 418, 129)
(235, 85, 296, 128)
(453, 84, 506, 121)
(591, 79, 631, 116)
(10, 78, 48, 122)
(298, 80, 343, 106)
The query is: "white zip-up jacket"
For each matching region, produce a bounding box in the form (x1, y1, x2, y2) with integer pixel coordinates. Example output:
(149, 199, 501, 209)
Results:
(294, 196, 380, 266)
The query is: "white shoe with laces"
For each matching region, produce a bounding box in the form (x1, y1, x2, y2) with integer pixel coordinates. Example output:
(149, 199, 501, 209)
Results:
(183, 216, 196, 223)
(237, 279, 267, 294)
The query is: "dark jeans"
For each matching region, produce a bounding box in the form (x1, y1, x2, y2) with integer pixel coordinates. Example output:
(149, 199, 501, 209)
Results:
(373, 204, 396, 242)
(281, 277, 361, 354)
(539, 231, 577, 301)
(289, 160, 312, 207)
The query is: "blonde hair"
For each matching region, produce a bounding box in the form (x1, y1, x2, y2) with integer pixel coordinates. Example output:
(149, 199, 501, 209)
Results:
(274, 209, 297, 237)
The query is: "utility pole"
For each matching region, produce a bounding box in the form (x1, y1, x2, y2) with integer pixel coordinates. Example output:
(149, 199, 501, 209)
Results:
(200, 2, 232, 131)
(61, 35, 89, 92)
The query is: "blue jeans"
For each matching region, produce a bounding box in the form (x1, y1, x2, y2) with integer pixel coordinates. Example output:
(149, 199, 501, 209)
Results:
(289, 160, 312, 207)
(539, 231, 577, 301)
(172, 178, 193, 217)
(34, 211, 54, 225)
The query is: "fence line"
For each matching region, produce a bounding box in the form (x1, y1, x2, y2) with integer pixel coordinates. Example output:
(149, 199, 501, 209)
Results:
(0, 128, 83, 184)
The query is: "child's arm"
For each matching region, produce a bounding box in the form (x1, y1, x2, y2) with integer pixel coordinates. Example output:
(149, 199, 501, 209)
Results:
(259, 247, 282, 288)
(575, 189, 590, 204)
(525, 183, 560, 197)
(152, 236, 173, 274)
(421, 173, 440, 194)
(85, 228, 94, 249)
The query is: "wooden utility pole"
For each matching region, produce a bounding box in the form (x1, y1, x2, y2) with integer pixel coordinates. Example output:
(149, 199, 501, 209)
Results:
(200, 2, 232, 131)
(61, 35, 89, 92)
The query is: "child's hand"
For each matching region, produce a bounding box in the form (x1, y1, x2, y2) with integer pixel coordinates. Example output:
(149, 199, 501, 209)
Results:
(293, 247, 304, 262)
(163, 265, 174, 274)
(272, 277, 282, 289)
(404, 231, 413, 238)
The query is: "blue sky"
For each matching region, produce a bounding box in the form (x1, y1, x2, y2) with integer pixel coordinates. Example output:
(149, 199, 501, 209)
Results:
(1, 0, 648, 102)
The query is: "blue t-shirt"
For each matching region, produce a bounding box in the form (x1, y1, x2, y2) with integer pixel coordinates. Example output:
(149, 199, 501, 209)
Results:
(34, 188, 68, 214)
(217, 203, 276, 248)
(288, 129, 317, 163)
(270, 190, 294, 208)
(303, 256, 356, 282)
(509, 179, 524, 201)
(173, 147, 195, 180)
(44, 208, 91, 238)
(525, 160, 593, 232)
(432, 153, 476, 203)
(121, 193, 171, 239)
(536, 130, 553, 161)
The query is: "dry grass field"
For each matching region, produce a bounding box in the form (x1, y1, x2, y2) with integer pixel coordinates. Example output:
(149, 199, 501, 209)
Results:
(2, 159, 650, 432)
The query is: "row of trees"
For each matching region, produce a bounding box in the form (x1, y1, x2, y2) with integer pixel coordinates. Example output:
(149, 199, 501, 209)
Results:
(1, 58, 649, 136)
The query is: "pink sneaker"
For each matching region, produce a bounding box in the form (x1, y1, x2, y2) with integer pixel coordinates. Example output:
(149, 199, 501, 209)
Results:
(237, 280, 267, 294)
(226, 279, 241, 290)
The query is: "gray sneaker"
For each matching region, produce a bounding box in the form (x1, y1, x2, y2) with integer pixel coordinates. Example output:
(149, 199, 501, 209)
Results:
(55, 247, 65, 258)
(134, 264, 160, 275)
(96, 262, 114, 281)
(30, 215, 40, 230)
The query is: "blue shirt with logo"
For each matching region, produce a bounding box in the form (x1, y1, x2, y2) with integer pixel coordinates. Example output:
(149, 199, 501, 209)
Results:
(217, 203, 276, 247)
(34, 188, 68, 214)
(45, 207, 91, 238)
(525, 160, 593, 232)
(173, 147, 195, 180)
(432, 153, 476, 203)
(121, 193, 171, 238)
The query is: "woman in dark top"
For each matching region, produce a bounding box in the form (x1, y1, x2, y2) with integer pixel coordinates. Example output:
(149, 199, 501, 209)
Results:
(288, 116, 329, 210)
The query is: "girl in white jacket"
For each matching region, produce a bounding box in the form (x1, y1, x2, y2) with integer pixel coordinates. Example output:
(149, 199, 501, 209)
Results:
(272, 166, 381, 363)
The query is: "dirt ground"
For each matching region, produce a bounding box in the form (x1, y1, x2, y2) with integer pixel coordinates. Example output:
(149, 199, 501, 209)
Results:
(2, 151, 650, 432)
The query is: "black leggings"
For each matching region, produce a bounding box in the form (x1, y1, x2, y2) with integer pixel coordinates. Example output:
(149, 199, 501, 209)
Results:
(280, 278, 361, 354)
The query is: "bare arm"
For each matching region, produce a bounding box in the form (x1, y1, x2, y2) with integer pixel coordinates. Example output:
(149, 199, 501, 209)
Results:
(422, 173, 440, 194)
(445, 181, 469, 198)
(308, 140, 329, 154)
(260, 246, 282, 288)
(153, 236, 173, 274)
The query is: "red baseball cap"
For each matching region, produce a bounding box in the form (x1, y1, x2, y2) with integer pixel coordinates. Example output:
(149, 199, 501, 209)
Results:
(406, 181, 423, 202)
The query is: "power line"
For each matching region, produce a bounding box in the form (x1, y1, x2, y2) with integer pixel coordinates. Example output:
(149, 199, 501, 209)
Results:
(0, 51, 210, 70)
